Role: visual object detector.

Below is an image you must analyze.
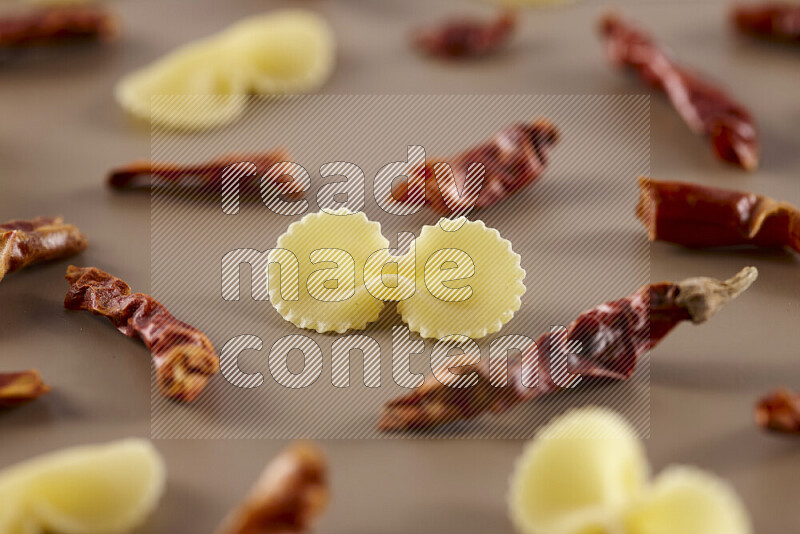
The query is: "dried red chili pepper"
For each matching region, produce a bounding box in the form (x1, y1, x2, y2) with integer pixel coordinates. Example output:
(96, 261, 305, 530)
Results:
(0, 5, 117, 48)
(637, 177, 800, 252)
(108, 149, 300, 198)
(215, 443, 329, 534)
(391, 119, 559, 214)
(0, 217, 88, 283)
(755, 388, 800, 435)
(0, 370, 50, 408)
(413, 10, 517, 60)
(600, 14, 759, 171)
(378, 267, 757, 432)
(733, 3, 800, 44)
(64, 266, 219, 402)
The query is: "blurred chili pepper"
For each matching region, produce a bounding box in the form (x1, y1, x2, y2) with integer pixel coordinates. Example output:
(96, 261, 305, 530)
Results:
(733, 3, 800, 44)
(756, 388, 800, 435)
(413, 10, 517, 60)
(600, 14, 759, 170)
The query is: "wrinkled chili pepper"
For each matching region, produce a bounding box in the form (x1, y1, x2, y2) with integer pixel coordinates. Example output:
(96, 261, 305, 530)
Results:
(637, 177, 800, 252)
(391, 119, 559, 214)
(215, 443, 329, 534)
(0, 216, 88, 283)
(107, 148, 301, 199)
(0, 5, 117, 49)
(413, 10, 517, 60)
(600, 14, 759, 171)
(733, 3, 800, 44)
(378, 267, 757, 432)
(64, 266, 219, 402)
(0, 370, 50, 408)
(755, 388, 800, 435)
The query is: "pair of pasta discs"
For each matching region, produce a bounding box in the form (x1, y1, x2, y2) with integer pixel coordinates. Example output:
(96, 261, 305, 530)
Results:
(267, 210, 526, 338)
(115, 10, 335, 130)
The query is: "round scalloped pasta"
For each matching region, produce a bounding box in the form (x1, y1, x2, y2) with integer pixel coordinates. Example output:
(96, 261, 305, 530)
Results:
(623, 467, 752, 534)
(222, 10, 335, 95)
(115, 38, 248, 131)
(269, 210, 389, 333)
(0, 439, 165, 534)
(396, 217, 525, 339)
(508, 408, 649, 534)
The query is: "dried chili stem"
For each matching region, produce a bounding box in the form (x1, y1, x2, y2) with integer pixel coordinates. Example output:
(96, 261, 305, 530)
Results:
(0, 216, 88, 283)
(755, 388, 800, 435)
(637, 177, 800, 253)
(0, 5, 117, 48)
(0, 370, 50, 408)
(392, 119, 559, 214)
(378, 268, 757, 432)
(600, 14, 759, 171)
(215, 443, 329, 534)
(63, 266, 219, 402)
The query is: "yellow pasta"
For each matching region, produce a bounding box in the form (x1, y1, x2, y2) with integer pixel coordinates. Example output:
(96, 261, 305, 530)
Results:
(269, 210, 388, 333)
(115, 39, 248, 131)
(0, 439, 165, 534)
(222, 10, 336, 95)
(624, 467, 752, 534)
(115, 10, 336, 131)
(508, 408, 649, 534)
(396, 217, 525, 339)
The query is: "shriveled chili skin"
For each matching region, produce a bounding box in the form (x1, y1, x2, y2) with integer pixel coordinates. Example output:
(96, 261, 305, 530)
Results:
(0, 5, 117, 48)
(600, 14, 759, 171)
(0, 217, 88, 283)
(0, 370, 50, 408)
(391, 119, 559, 214)
(108, 149, 298, 198)
(64, 266, 219, 402)
(215, 443, 329, 534)
(413, 10, 517, 60)
(378, 268, 757, 432)
(637, 177, 800, 252)
(756, 389, 800, 435)
(733, 3, 800, 44)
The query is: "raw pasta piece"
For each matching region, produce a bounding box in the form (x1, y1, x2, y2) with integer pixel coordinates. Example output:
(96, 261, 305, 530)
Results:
(114, 38, 248, 131)
(396, 217, 525, 339)
(624, 467, 752, 534)
(508, 408, 648, 534)
(0, 439, 165, 534)
(269, 210, 388, 333)
(222, 10, 335, 94)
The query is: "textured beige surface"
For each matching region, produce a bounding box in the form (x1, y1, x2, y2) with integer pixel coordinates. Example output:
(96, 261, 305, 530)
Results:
(1, 0, 799, 532)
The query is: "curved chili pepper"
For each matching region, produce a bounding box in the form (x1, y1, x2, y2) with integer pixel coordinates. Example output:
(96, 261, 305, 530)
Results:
(215, 443, 329, 534)
(755, 388, 800, 435)
(391, 119, 559, 214)
(0, 216, 88, 283)
(64, 266, 219, 402)
(413, 10, 517, 60)
(733, 3, 800, 44)
(378, 267, 757, 432)
(108, 148, 300, 199)
(0, 370, 50, 408)
(600, 14, 759, 171)
(637, 177, 800, 252)
(0, 5, 117, 48)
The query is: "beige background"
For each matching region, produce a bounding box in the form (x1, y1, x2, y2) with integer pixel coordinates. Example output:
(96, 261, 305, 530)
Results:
(1, 0, 799, 532)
